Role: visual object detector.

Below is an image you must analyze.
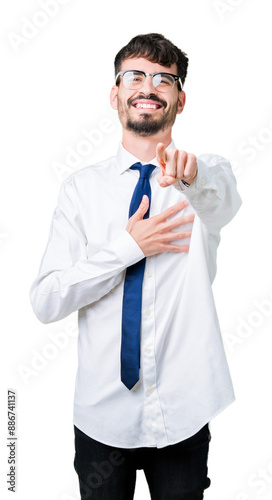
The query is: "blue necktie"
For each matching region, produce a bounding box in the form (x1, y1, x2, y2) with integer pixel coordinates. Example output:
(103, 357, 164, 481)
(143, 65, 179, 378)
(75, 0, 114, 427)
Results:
(121, 162, 156, 390)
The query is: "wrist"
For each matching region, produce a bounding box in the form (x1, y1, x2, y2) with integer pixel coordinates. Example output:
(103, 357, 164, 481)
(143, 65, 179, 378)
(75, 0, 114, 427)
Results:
(181, 169, 198, 187)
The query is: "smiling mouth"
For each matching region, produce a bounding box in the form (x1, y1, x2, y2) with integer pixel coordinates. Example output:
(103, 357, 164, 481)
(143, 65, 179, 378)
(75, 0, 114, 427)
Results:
(132, 102, 163, 111)
(128, 95, 166, 111)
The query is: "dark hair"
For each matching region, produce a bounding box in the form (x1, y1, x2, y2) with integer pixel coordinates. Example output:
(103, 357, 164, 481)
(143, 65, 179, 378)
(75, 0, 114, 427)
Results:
(114, 33, 189, 88)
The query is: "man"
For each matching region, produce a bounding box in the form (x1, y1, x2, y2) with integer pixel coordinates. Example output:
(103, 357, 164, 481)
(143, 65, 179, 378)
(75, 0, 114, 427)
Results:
(30, 33, 242, 499)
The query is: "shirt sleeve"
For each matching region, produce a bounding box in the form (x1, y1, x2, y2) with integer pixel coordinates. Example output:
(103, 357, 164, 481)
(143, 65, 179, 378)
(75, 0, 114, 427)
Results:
(29, 179, 144, 324)
(175, 154, 242, 230)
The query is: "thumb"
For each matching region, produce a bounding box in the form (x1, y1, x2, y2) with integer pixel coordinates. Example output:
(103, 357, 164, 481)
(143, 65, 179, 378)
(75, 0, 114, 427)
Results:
(133, 195, 149, 220)
(126, 195, 149, 234)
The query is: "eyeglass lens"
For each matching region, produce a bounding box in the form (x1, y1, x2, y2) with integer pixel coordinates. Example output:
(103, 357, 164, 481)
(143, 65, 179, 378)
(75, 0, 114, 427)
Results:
(122, 71, 176, 92)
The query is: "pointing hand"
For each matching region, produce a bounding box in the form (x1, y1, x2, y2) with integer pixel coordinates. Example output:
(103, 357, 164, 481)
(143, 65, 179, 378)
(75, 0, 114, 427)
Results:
(156, 143, 197, 188)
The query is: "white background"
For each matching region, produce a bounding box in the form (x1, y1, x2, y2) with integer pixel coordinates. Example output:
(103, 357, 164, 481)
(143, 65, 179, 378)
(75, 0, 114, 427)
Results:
(1, 0, 272, 499)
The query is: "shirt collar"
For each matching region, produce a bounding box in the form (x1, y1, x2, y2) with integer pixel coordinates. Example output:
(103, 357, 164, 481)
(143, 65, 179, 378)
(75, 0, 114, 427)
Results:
(116, 140, 176, 175)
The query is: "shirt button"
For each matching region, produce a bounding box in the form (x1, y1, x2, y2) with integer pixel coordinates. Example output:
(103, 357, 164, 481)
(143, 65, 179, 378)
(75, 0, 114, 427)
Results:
(145, 310, 151, 316)
(200, 178, 206, 186)
(145, 272, 152, 278)
(147, 387, 154, 394)
(145, 348, 152, 355)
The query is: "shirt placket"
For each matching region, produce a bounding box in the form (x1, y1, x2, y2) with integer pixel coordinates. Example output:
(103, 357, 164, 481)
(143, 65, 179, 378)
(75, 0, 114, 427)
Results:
(141, 255, 168, 447)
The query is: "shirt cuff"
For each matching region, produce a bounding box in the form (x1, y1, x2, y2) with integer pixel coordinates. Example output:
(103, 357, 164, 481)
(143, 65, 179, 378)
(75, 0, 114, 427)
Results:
(174, 176, 197, 193)
(110, 230, 145, 267)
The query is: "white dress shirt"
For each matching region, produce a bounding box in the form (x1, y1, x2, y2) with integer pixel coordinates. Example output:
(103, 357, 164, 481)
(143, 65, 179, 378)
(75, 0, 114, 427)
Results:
(30, 141, 242, 449)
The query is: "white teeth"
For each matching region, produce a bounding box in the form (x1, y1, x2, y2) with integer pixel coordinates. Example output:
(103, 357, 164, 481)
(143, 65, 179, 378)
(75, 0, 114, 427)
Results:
(136, 103, 157, 109)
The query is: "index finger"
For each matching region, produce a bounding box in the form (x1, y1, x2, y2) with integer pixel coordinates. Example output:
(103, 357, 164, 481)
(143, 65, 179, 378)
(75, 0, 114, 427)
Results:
(156, 200, 189, 222)
(156, 143, 167, 173)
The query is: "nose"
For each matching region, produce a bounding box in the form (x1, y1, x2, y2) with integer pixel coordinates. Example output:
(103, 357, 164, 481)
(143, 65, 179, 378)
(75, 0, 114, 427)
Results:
(140, 74, 155, 95)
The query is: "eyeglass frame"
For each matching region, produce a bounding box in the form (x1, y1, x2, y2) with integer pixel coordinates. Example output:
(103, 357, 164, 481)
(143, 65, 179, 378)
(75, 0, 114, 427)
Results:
(115, 70, 183, 92)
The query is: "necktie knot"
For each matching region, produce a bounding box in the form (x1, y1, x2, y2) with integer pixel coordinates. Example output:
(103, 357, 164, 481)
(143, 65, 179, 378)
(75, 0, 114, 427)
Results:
(130, 162, 156, 179)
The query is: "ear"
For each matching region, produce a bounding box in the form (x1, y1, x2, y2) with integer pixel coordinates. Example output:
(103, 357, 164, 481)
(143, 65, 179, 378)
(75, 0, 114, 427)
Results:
(110, 85, 118, 110)
(177, 90, 186, 115)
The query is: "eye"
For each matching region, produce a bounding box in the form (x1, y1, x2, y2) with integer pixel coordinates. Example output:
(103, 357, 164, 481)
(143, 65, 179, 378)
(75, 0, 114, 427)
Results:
(161, 79, 171, 86)
(132, 72, 145, 80)
(160, 75, 173, 86)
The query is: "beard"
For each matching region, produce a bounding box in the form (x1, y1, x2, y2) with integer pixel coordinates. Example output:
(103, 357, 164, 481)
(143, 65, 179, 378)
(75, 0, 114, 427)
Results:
(117, 95, 179, 137)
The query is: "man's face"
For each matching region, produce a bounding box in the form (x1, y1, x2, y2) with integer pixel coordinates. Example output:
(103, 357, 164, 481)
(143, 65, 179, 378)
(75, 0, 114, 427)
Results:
(110, 57, 185, 137)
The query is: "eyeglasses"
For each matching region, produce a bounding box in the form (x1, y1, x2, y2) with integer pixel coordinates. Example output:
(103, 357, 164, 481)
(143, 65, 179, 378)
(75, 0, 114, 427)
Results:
(115, 70, 182, 93)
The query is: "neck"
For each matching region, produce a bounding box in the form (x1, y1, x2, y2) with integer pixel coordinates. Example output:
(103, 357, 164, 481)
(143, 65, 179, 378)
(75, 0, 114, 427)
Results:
(122, 129, 172, 162)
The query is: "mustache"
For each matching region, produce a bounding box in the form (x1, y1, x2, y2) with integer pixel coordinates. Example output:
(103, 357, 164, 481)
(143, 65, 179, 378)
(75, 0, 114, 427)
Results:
(127, 94, 167, 108)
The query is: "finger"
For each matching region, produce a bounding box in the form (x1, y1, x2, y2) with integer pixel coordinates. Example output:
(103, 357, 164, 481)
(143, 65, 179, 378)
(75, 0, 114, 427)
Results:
(163, 244, 190, 253)
(156, 143, 167, 174)
(164, 214, 195, 231)
(161, 230, 192, 242)
(157, 173, 176, 188)
(164, 148, 178, 178)
(132, 195, 149, 220)
(156, 200, 189, 222)
(157, 174, 177, 188)
(176, 150, 187, 179)
(183, 154, 197, 181)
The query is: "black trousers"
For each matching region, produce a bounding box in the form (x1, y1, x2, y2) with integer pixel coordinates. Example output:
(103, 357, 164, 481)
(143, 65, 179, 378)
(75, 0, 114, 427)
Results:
(74, 424, 211, 500)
